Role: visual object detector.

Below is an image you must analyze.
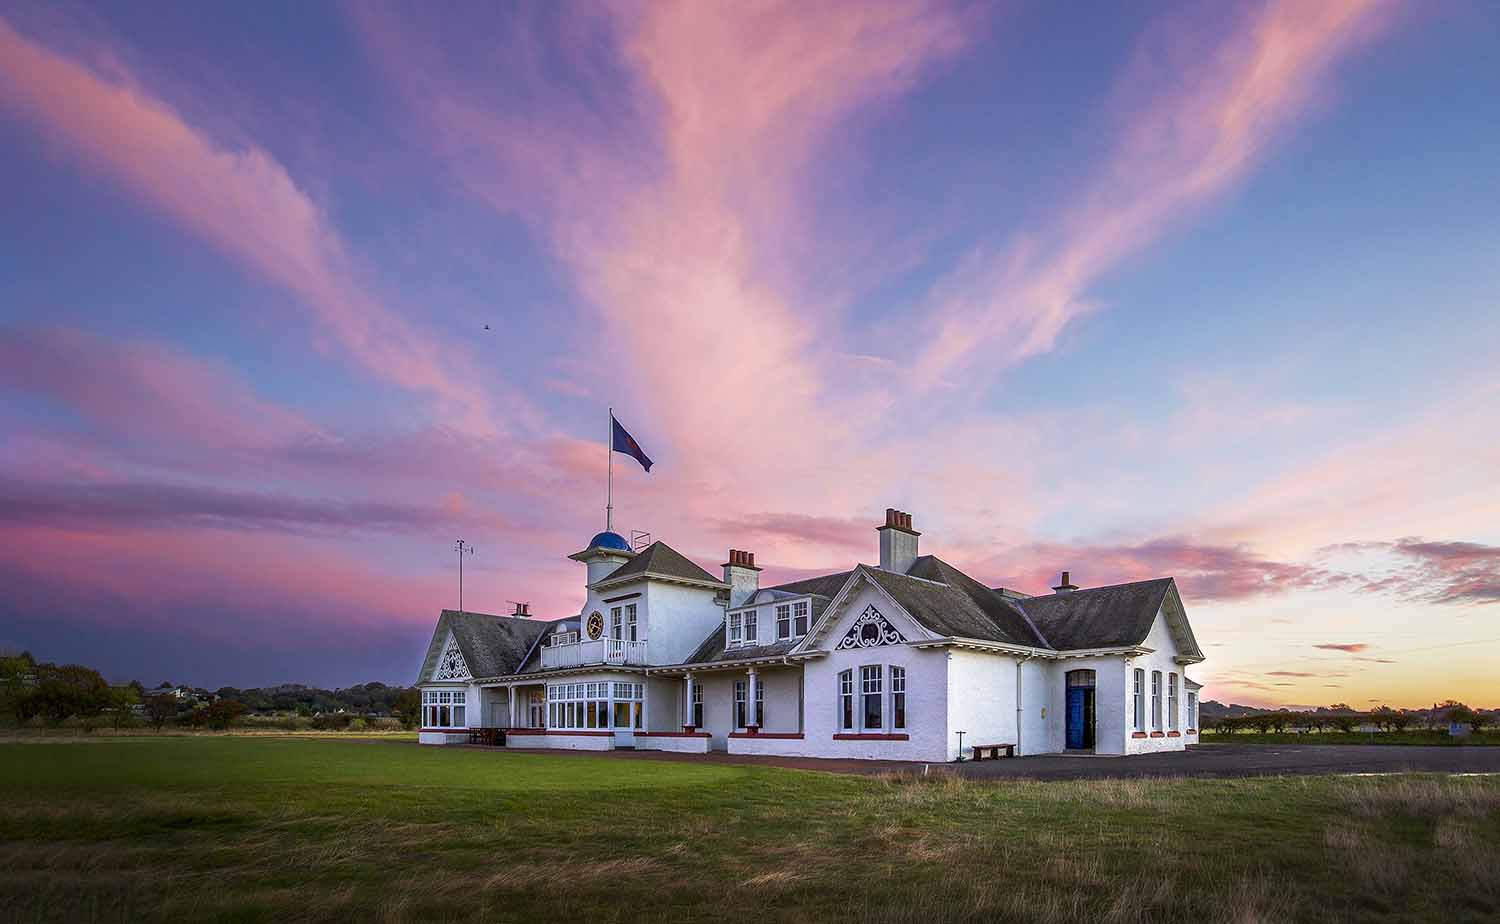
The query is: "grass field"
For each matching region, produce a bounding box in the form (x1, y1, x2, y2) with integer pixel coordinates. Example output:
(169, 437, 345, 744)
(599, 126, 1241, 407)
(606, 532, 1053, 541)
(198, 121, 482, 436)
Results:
(2, 738, 1498, 923)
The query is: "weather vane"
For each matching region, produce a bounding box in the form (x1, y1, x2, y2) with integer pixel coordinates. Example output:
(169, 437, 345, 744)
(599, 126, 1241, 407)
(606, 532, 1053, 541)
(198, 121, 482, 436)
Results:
(454, 539, 475, 614)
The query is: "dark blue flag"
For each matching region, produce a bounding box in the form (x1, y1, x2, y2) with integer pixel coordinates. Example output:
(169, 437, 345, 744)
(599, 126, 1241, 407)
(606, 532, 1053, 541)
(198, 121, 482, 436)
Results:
(611, 414, 653, 472)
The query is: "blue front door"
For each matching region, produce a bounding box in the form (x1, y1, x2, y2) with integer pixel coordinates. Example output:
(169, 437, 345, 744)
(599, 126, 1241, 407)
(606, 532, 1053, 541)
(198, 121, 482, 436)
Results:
(1066, 687, 1087, 750)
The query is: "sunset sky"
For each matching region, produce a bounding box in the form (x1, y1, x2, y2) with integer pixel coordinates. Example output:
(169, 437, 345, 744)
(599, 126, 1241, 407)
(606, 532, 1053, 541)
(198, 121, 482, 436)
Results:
(2, 1, 1497, 706)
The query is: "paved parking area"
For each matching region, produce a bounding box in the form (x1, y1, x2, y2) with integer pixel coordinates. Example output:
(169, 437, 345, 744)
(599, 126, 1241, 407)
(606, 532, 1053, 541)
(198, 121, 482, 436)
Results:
(954, 743, 1500, 780)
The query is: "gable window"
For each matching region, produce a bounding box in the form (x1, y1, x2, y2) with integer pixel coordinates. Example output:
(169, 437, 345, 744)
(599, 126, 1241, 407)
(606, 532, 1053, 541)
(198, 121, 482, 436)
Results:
(610, 607, 623, 640)
(744, 609, 758, 644)
(734, 680, 748, 728)
(626, 604, 638, 642)
(1151, 671, 1163, 731)
(1168, 673, 1179, 731)
(1133, 669, 1145, 731)
(890, 666, 906, 730)
(860, 665, 883, 730)
(1187, 691, 1198, 730)
(691, 684, 704, 728)
(728, 612, 743, 646)
(793, 601, 809, 636)
(838, 670, 854, 731)
(776, 604, 791, 640)
(423, 690, 466, 728)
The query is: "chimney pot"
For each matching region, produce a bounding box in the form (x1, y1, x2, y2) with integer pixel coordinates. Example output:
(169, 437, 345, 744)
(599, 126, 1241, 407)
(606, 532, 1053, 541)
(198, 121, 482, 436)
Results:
(1052, 571, 1079, 594)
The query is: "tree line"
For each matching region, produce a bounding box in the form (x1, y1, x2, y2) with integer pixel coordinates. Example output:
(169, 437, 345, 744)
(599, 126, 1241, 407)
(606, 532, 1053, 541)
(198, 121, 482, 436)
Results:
(1, 652, 423, 731)
(1200, 701, 1493, 735)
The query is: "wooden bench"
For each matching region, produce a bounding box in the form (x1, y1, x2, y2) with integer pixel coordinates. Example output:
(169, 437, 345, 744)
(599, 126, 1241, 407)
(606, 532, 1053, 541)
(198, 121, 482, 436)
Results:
(972, 743, 1015, 760)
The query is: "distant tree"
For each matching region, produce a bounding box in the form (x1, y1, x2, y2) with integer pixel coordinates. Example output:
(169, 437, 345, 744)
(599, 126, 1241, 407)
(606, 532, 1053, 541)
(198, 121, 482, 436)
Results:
(144, 693, 178, 731)
(1444, 703, 1474, 728)
(1, 652, 38, 724)
(392, 688, 421, 730)
(1370, 706, 1396, 732)
(185, 707, 209, 729)
(1268, 711, 1291, 734)
(1330, 713, 1359, 734)
(32, 664, 109, 727)
(108, 684, 140, 730)
(205, 699, 247, 730)
(1388, 711, 1413, 734)
(1469, 710, 1490, 735)
(1250, 714, 1276, 734)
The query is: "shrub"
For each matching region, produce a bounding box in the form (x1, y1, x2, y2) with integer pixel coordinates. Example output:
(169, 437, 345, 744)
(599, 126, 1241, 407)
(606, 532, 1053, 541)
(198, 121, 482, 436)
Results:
(206, 699, 247, 730)
(311, 713, 353, 731)
(144, 694, 179, 730)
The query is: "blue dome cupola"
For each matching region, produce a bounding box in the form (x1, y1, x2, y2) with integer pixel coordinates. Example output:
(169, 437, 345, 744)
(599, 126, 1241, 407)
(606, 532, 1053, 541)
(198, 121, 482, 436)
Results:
(588, 531, 632, 552)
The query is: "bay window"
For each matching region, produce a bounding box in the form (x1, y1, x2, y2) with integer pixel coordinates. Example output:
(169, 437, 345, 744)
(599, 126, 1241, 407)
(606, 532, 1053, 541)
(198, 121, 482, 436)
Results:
(423, 690, 466, 728)
(891, 666, 906, 730)
(860, 665, 883, 730)
(611, 682, 643, 729)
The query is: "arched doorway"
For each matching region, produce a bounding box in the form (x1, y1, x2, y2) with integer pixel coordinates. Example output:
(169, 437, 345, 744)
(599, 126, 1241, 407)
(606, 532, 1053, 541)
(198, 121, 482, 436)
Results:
(1065, 669, 1096, 750)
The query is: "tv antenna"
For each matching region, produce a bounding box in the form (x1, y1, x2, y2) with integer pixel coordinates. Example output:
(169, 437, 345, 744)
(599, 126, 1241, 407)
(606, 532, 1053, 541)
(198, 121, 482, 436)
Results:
(454, 540, 475, 613)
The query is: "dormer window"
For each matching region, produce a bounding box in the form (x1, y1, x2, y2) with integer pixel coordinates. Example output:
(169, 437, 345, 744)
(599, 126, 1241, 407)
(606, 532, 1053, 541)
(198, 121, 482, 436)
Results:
(744, 609, 757, 644)
(728, 612, 743, 646)
(776, 605, 791, 639)
(793, 601, 809, 636)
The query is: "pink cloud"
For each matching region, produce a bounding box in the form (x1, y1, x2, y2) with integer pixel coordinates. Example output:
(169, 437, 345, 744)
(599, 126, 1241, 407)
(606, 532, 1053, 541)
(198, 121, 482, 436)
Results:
(912, 0, 1395, 389)
(0, 16, 501, 433)
(1314, 643, 1369, 653)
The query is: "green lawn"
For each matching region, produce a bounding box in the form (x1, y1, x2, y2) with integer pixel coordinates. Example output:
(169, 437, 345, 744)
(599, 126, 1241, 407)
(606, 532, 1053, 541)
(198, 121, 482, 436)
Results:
(2, 738, 1497, 923)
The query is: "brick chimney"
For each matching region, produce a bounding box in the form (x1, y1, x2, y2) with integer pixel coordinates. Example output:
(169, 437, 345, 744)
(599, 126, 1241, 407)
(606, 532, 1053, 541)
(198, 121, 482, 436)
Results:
(1052, 571, 1079, 594)
(877, 508, 920, 574)
(722, 549, 761, 608)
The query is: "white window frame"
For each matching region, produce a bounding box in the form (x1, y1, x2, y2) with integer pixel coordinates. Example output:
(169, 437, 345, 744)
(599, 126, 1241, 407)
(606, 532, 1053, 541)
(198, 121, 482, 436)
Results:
(626, 604, 638, 642)
(1168, 673, 1179, 731)
(890, 666, 906, 731)
(1133, 669, 1145, 731)
(547, 682, 611, 731)
(691, 684, 704, 728)
(422, 689, 468, 728)
(1187, 691, 1198, 730)
(793, 601, 809, 637)
(610, 682, 643, 729)
(755, 680, 764, 727)
(728, 612, 743, 647)
(1151, 671, 1163, 731)
(860, 665, 883, 731)
(734, 680, 748, 729)
(776, 604, 791, 640)
(744, 609, 758, 644)
(610, 607, 623, 640)
(838, 669, 854, 731)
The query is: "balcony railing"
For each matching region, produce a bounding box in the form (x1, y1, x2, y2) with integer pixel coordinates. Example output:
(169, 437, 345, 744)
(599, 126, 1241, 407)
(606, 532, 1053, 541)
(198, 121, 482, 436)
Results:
(540, 638, 648, 670)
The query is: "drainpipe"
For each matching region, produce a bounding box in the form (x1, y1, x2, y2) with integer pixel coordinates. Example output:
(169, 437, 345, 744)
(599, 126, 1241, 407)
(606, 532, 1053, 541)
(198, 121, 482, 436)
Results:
(1016, 652, 1035, 755)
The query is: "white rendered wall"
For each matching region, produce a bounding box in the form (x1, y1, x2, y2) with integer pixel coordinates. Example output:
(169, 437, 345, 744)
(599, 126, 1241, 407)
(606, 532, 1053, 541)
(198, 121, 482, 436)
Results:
(1090, 657, 1129, 755)
(1019, 658, 1065, 755)
(755, 667, 803, 734)
(1124, 608, 1187, 754)
(800, 583, 951, 762)
(945, 649, 1018, 760)
(643, 582, 725, 665)
(646, 676, 681, 731)
(636, 734, 710, 753)
(505, 733, 613, 751)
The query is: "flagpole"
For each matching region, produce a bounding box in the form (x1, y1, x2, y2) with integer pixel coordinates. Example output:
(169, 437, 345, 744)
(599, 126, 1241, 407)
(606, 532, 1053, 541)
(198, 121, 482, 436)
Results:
(606, 406, 614, 532)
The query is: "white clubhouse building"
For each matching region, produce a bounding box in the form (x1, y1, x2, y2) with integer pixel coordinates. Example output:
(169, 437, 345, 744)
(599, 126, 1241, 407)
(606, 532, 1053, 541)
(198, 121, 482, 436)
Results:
(417, 509, 1204, 761)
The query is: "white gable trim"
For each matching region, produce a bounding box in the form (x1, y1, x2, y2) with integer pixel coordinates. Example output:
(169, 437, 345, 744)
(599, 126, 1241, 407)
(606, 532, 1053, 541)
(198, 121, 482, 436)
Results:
(792, 566, 939, 653)
(431, 631, 472, 682)
(1159, 584, 1204, 663)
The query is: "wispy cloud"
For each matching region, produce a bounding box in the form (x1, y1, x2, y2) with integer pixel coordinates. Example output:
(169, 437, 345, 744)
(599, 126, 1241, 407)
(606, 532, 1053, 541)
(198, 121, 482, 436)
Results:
(0, 16, 499, 433)
(911, 0, 1393, 390)
(1314, 643, 1369, 653)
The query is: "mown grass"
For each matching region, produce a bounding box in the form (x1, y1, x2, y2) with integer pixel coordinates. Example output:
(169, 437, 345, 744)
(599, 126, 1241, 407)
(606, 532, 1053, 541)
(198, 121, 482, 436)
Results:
(1, 738, 1497, 923)
(1206, 731, 1499, 746)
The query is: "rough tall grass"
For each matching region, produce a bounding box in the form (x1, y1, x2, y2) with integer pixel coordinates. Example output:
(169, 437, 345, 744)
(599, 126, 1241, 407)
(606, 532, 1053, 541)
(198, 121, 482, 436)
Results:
(2, 738, 1497, 923)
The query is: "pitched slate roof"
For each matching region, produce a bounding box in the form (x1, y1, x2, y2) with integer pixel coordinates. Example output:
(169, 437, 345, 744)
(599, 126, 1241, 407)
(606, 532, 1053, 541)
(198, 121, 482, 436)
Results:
(1011, 578, 1175, 651)
(866, 558, 1050, 647)
(416, 610, 551, 683)
(594, 540, 722, 587)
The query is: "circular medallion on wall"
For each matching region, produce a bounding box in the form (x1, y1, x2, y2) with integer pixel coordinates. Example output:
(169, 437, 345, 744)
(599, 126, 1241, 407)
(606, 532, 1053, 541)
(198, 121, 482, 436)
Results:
(587, 610, 604, 640)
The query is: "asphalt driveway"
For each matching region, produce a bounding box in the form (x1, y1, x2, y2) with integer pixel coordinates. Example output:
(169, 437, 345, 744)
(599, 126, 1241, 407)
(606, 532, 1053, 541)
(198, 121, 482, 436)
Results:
(955, 743, 1500, 780)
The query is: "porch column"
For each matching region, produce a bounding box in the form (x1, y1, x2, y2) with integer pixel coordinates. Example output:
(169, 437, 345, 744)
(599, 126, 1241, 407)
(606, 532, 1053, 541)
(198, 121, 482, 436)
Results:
(746, 667, 759, 734)
(682, 673, 696, 732)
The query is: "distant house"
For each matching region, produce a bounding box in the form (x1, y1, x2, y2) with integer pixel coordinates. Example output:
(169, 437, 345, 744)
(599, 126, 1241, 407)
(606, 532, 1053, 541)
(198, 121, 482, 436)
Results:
(415, 508, 1206, 761)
